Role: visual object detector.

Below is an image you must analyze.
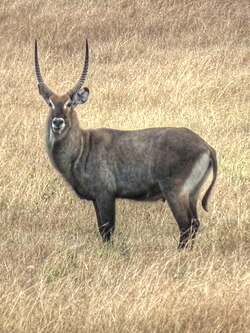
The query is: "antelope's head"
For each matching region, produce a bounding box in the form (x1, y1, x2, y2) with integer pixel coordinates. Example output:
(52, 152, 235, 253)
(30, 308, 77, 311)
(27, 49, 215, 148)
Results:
(34, 39, 89, 136)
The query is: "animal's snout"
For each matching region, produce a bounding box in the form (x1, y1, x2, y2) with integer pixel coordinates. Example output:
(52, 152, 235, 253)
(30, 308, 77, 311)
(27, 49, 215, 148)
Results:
(52, 118, 64, 127)
(52, 118, 65, 132)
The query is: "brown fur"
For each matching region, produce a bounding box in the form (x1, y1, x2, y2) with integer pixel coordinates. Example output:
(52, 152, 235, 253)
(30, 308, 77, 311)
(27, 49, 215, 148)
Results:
(35, 42, 217, 250)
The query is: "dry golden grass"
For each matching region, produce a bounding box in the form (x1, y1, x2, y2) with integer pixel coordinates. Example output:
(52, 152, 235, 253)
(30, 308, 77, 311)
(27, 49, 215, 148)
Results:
(0, 0, 250, 332)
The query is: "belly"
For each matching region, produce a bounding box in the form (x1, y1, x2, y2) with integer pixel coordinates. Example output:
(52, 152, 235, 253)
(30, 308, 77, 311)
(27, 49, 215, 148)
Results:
(117, 183, 164, 202)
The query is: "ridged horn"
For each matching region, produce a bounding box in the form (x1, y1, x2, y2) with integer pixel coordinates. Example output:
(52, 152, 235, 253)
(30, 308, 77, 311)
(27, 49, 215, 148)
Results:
(67, 39, 89, 97)
(34, 39, 54, 97)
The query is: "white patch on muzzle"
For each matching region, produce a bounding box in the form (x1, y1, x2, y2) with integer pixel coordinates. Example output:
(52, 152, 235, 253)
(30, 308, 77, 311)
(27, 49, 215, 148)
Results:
(52, 118, 65, 133)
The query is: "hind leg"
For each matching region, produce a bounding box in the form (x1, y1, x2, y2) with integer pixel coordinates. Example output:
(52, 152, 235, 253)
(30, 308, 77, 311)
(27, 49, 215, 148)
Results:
(189, 196, 198, 220)
(187, 172, 210, 245)
(187, 162, 212, 241)
(163, 190, 199, 250)
(189, 193, 200, 242)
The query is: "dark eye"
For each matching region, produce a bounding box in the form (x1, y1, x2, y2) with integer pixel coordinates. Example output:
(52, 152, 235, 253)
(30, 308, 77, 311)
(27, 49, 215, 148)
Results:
(67, 101, 72, 108)
(48, 101, 53, 108)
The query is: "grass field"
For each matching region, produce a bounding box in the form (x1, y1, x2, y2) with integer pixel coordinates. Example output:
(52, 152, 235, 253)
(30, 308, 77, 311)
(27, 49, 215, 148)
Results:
(0, 0, 250, 332)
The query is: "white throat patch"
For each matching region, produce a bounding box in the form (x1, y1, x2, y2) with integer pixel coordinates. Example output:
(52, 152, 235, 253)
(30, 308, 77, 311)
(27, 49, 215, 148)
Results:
(49, 127, 55, 148)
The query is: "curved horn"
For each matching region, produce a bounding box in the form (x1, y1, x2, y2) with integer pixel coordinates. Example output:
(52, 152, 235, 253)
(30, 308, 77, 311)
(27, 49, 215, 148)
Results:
(67, 39, 89, 97)
(34, 39, 53, 97)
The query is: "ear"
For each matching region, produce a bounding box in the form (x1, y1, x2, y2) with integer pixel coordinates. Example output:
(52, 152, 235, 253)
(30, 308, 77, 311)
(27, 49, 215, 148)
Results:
(72, 88, 89, 108)
(38, 84, 52, 105)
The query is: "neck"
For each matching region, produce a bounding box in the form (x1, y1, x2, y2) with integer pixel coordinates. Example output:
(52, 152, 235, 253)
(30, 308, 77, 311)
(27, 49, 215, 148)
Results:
(46, 115, 84, 183)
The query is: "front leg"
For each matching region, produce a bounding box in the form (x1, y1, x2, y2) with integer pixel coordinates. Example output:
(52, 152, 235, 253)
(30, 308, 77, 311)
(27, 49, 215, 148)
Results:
(93, 195, 116, 242)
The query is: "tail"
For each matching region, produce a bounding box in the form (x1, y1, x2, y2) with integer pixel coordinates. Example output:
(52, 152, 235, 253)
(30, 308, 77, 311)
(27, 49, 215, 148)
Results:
(201, 149, 218, 212)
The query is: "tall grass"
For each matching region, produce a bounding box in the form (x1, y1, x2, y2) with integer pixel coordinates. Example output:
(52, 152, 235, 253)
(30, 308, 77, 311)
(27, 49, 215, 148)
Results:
(0, 0, 249, 332)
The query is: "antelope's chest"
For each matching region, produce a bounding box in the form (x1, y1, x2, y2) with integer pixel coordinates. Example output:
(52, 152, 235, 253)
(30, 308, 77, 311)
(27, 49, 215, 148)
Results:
(71, 164, 94, 200)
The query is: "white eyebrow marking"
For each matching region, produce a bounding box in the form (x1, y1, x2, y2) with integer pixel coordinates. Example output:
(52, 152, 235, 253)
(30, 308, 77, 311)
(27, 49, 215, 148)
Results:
(64, 99, 71, 110)
(49, 98, 55, 110)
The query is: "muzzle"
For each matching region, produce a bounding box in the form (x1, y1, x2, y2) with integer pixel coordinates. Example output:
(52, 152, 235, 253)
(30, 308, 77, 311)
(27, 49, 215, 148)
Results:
(52, 117, 65, 133)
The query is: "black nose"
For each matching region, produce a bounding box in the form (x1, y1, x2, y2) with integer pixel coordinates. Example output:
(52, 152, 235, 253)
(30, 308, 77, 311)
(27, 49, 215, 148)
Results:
(52, 118, 64, 128)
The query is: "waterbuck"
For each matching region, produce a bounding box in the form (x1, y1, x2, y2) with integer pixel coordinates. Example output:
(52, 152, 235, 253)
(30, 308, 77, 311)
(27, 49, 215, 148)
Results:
(34, 39, 217, 249)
